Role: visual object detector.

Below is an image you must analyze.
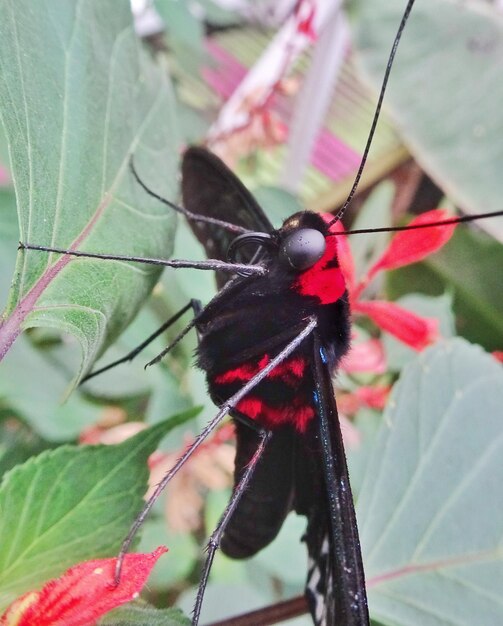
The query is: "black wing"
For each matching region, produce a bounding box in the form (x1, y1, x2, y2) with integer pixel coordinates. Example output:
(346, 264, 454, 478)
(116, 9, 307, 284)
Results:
(303, 332, 369, 626)
(220, 424, 295, 558)
(181, 147, 273, 287)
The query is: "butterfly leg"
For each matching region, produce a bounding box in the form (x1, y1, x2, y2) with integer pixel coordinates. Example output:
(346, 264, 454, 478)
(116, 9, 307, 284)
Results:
(192, 421, 272, 625)
(81, 299, 202, 382)
(114, 317, 317, 583)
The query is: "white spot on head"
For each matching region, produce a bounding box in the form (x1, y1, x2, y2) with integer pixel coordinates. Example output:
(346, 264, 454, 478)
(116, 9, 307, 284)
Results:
(132, 591, 140, 600)
(93, 567, 104, 575)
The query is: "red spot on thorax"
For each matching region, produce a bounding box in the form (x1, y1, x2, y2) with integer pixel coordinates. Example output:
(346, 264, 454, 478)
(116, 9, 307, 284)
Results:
(293, 236, 346, 304)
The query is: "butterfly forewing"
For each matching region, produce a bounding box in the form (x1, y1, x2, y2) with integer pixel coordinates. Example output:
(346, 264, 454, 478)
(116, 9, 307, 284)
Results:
(308, 337, 369, 625)
(182, 147, 273, 287)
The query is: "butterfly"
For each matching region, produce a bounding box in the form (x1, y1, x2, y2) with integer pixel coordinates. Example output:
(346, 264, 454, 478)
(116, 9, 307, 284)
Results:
(180, 145, 367, 626)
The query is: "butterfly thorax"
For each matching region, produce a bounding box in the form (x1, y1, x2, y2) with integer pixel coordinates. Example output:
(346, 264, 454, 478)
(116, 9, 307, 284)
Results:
(196, 211, 351, 432)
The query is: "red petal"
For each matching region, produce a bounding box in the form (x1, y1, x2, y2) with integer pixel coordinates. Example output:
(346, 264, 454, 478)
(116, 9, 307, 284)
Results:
(367, 209, 456, 280)
(337, 386, 390, 416)
(354, 300, 439, 350)
(0, 547, 167, 626)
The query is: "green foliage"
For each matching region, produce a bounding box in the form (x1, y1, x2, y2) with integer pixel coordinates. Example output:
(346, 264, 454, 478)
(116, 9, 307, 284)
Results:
(355, 0, 503, 240)
(0, 0, 180, 381)
(99, 602, 191, 625)
(0, 414, 191, 611)
(360, 339, 503, 625)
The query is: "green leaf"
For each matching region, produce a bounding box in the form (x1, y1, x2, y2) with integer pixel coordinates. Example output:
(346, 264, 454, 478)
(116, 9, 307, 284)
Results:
(138, 519, 198, 588)
(253, 513, 307, 589)
(354, 0, 503, 240)
(154, 0, 205, 75)
(0, 334, 105, 440)
(0, 414, 51, 479)
(358, 339, 503, 625)
(0, 413, 192, 610)
(177, 582, 272, 625)
(0, 187, 17, 308)
(99, 602, 190, 626)
(0, 0, 180, 380)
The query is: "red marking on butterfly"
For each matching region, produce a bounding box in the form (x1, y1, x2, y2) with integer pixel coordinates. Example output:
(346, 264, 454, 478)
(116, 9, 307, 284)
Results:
(236, 396, 315, 432)
(215, 355, 314, 431)
(294, 237, 346, 305)
(215, 355, 307, 384)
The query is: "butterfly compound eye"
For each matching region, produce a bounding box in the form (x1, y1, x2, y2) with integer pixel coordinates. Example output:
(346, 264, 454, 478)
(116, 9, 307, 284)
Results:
(279, 228, 326, 270)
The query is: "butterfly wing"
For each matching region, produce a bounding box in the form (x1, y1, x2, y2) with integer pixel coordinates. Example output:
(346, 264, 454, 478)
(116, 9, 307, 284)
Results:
(220, 423, 296, 558)
(300, 334, 369, 626)
(181, 147, 273, 287)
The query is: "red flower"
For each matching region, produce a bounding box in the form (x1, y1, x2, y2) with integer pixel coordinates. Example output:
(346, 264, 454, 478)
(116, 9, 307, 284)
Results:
(0, 547, 167, 626)
(331, 209, 456, 350)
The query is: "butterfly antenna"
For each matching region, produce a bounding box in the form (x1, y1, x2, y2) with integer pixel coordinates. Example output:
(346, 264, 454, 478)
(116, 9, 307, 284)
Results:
(327, 0, 416, 228)
(129, 157, 250, 235)
(334, 209, 503, 236)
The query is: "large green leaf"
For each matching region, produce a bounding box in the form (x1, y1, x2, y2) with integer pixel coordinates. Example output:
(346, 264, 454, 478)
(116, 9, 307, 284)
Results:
(0, 413, 192, 610)
(354, 0, 503, 240)
(0, 0, 180, 379)
(358, 339, 503, 625)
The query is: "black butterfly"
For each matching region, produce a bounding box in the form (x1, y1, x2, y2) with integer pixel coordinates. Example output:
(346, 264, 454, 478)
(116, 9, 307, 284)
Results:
(182, 145, 367, 626)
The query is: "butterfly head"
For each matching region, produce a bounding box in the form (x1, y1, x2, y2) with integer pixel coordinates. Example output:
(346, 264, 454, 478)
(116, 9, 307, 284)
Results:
(227, 210, 342, 277)
(277, 212, 330, 271)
